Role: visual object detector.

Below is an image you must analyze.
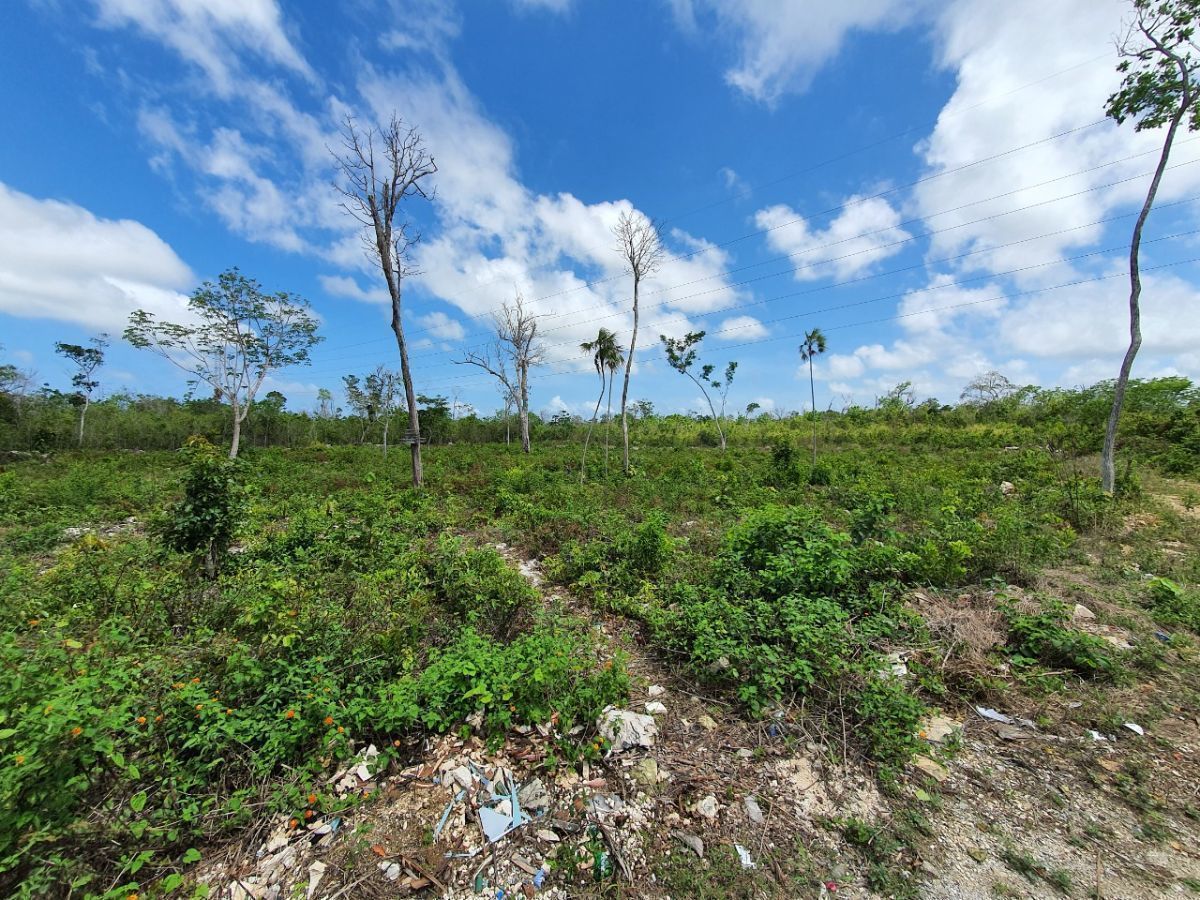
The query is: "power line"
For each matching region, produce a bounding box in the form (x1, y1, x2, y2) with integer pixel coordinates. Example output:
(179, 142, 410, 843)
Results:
(368, 51, 1115, 319)
(318, 116, 1113, 356)
(394, 234, 1200, 394)
(301, 165, 1200, 379)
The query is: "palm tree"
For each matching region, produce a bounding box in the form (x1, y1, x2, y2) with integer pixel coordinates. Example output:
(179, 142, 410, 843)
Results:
(579, 328, 625, 481)
(799, 328, 827, 465)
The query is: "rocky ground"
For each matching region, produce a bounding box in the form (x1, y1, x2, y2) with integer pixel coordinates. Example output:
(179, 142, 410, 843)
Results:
(193, 533, 1200, 900)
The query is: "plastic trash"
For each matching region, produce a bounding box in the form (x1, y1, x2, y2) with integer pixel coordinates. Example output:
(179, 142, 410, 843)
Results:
(975, 706, 1014, 724)
(1124, 722, 1145, 736)
(596, 708, 658, 754)
(735, 844, 756, 869)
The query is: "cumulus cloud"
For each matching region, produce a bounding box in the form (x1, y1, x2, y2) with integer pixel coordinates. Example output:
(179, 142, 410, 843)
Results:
(717, 315, 768, 339)
(914, 0, 1200, 280)
(0, 182, 194, 331)
(665, 0, 926, 104)
(418, 311, 467, 340)
(755, 196, 911, 281)
(318, 275, 389, 304)
(91, 0, 315, 95)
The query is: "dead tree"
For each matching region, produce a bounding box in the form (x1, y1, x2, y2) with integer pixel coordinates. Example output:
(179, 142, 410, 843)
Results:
(333, 114, 436, 487)
(612, 210, 664, 475)
(458, 294, 545, 453)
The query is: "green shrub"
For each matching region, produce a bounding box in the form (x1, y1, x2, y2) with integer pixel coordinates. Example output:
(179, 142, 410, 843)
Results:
(157, 436, 242, 577)
(1003, 599, 1119, 678)
(1146, 577, 1200, 632)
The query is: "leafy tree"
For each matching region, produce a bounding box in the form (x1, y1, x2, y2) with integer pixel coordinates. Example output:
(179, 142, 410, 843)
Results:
(579, 327, 625, 480)
(660, 330, 737, 451)
(1101, 0, 1200, 493)
(54, 335, 107, 447)
(333, 115, 437, 487)
(613, 210, 664, 474)
(345, 366, 401, 456)
(124, 268, 321, 458)
(798, 328, 827, 464)
(960, 370, 1017, 406)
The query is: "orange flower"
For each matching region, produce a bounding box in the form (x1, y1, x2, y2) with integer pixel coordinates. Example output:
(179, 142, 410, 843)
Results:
(27, 619, 39, 627)
(195, 704, 203, 711)
(136, 716, 147, 725)
(14, 755, 25, 765)
(304, 809, 314, 819)
(226, 708, 233, 716)
(155, 714, 164, 723)
(324, 716, 334, 726)
(127, 894, 138, 900)
(173, 682, 184, 690)
(289, 817, 299, 829)
(308, 793, 317, 804)
(336, 726, 344, 734)
(70, 727, 82, 737)
(285, 709, 296, 720)
(190, 677, 200, 684)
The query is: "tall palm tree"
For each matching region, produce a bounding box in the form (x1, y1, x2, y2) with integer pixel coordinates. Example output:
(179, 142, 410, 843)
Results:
(799, 328, 827, 465)
(579, 328, 624, 481)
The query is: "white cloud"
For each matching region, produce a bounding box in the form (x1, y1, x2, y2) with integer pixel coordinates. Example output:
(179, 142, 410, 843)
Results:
(717, 315, 768, 339)
(356, 65, 742, 368)
(319, 275, 389, 305)
(0, 182, 194, 331)
(418, 311, 467, 340)
(755, 196, 911, 281)
(510, 0, 574, 12)
(91, 0, 315, 95)
(666, 0, 925, 104)
(914, 0, 1200, 281)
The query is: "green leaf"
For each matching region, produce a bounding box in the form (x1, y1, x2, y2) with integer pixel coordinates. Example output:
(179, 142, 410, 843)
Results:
(0, 728, 17, 740)
(64, 639, 83, 650)
(162, 874, 184, 892)
(130, 791, 147, 813)
(183, 847, 202, 865)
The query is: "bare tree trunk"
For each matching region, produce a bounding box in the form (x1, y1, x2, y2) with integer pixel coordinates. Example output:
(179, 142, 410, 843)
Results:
(78, 396, 88, 448)
(518, 360, 531, 453)
(382, 417, 390, 458)
(391, 294, 423, 487)
(619, 274, 639, 475)
(1102, 107, 1184, 494)
(229, 398, 242, 459)
(809, 356, 818, 467)
(581, 376, 605, 483)
(605, 368, 615, 476)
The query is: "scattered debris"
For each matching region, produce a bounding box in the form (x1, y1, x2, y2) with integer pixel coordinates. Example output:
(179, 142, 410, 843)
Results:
(694, 794, 720, 819)
(734, 844, 756, 869)
(743, 795, 765, 824)
(912, 756, 950, 783)
(647, 684, 666, 698)
(975, 706, 1014, 724)
(697, 714, 719, 731)
(919, 714, 961, 744)
(644, 700, 667, 715)
(879, 651, 909, 678)
(1123, 722, 1145, 736)
(673, 831, 705, 858)
(597, 708, 658, 754)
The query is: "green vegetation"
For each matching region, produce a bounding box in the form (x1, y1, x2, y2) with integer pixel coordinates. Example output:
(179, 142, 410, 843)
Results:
(1, 381, 1198, 896)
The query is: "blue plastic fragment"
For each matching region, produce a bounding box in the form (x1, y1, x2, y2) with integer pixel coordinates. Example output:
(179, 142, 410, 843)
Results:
(532, 868, 546, 889)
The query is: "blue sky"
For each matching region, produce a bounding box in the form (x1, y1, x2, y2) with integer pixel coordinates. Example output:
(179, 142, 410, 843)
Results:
(2, 0, 1199, 418)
